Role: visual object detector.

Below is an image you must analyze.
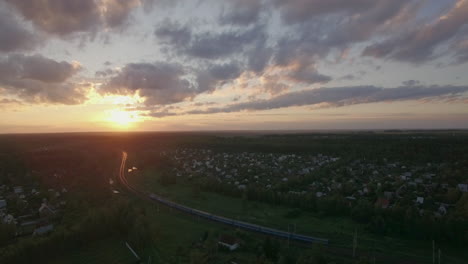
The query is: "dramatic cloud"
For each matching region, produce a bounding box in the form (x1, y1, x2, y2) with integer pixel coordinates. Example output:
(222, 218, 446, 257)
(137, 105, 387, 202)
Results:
(246, 34, 273, 73)
(5, 0, 146, 36)
(0, 0, 467, 131)
(274, 0, 376, 24)
(402, 80, 421, 86)
(101, 62, 196, 105)
(0, 98, 22, 107)
(5, 0, 101, 36)
(0, 54, 86, 104)
(196, 62, 243, 92)
(0, 3, 40, 52)
(272, 0, 413, 67)
(103, 0, 141, 28)
(100, 60, 247, 104)
(147, 85, 468, 117)
(285, 60, 332, 84)
(186, 25, 265, 59)
(453, 38, 468, 64)
(155, 20, 192, 47)
(363, 0, 468, 63)
(219, 0, 263, 25)
(155, 20, 266, 59)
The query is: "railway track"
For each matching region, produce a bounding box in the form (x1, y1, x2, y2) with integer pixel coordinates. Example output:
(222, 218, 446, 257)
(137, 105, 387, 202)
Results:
(118, 151, 329, 245)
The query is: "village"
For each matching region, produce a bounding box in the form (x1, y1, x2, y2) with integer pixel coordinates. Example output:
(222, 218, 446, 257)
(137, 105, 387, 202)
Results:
(164, 148, 468, 218)
(0, 172, 67, 241)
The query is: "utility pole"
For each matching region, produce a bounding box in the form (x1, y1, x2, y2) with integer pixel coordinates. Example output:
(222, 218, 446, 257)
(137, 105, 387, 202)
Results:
(287, 224, 290, 248)
(438, 248, 441, 264)
(432, 240, 435, 264)
(372, 242, 376, 264)
(353, 229, 357, 258)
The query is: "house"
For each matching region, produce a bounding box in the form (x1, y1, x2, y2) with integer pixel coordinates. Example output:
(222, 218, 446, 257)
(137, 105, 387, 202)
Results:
(38, 203, 56, 218)
(14, 186, 24, 194)
(424, 173, 435, 179)
(416, 197, 424, 204)
(438, 205, 447, 216)
(375, 198, 390, 209)
(3, 214, 16, 224)
(0, 200, 6, 210)
(383, 191, 394, 200)
(218, 235, 239, 251)
(33, 224, 54, 236)
(402, 172, 412, 178)
(19, 220, 40, 235)
(457, 184, 468, 193)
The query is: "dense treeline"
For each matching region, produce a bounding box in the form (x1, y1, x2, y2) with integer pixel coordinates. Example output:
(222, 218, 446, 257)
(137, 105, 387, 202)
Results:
(194, 133, 468, 164)
(0, 196, 158, 264)
(198, 176, 468, 245)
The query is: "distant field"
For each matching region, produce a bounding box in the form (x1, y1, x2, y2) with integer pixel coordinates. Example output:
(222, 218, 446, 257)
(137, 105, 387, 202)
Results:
(49, 238, 136, 264)
(130, 168, 468, 264)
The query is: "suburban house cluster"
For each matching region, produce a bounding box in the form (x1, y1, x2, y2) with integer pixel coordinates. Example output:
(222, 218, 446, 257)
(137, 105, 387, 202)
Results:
(0, 173, 67, 238)
(163, 148, 467, 217)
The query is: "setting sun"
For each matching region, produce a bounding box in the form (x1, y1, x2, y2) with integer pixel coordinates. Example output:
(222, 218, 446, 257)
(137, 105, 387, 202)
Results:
(105, 109, 140, 127)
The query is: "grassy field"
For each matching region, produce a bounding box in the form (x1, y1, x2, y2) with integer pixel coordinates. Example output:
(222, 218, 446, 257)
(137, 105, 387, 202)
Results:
(128, 168, 468, 264)
(49, 238, 137, 264)
(48, 201, 263, 264)
(121, 196, 356, 264)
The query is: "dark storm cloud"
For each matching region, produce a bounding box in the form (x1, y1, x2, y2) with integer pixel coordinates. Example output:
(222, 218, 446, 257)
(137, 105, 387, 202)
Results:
(0, 4, 41, 52)
(363, 0, 468, 63)
(147, 85, 468, 117)
(0, 54, 86, 104)
(101, 62, 196, 105)
(219, 0, 263, 25)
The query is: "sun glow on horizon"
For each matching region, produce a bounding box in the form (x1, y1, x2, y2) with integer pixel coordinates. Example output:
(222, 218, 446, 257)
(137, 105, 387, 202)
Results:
(105, 109, 142, 128)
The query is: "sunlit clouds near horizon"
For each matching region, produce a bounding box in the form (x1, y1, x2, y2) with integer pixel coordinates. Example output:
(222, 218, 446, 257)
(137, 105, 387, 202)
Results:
(0, 0, 468, 132)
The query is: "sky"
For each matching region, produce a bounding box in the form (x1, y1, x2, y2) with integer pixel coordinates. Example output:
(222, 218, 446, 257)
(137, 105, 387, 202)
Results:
(0, 0, 467, 133)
